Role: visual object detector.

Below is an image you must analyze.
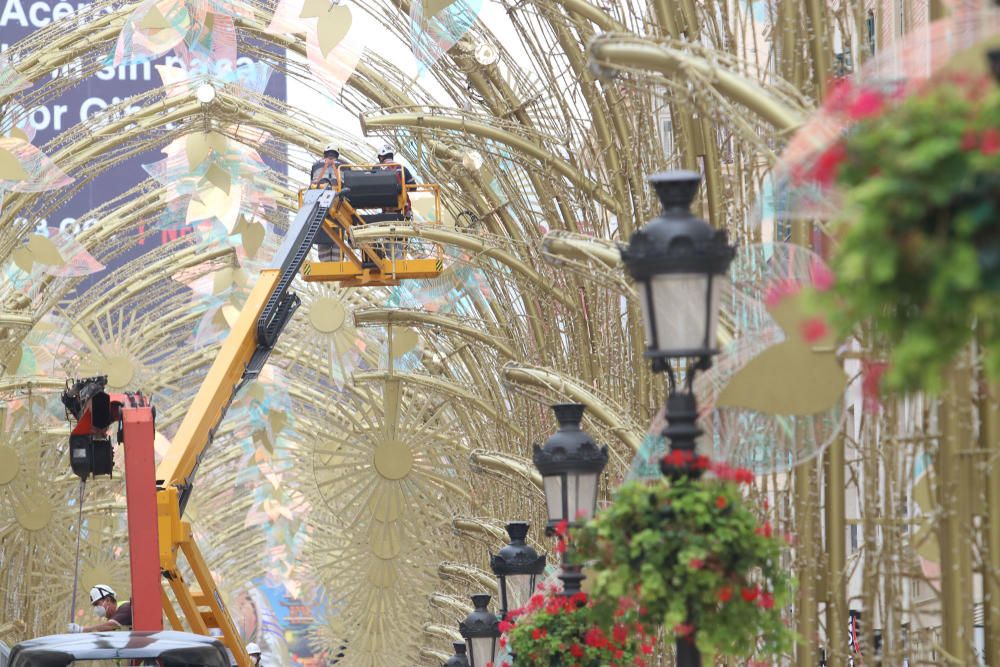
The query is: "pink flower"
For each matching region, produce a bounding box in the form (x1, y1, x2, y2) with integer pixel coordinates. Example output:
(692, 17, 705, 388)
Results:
(982, 128, 1000, 156)
(800, 316, 830, 343)
(809, 258, 834, 292)
(689, 558, 704, 570)
(673, 623, 695, 638)
(847, 89, 885, 119)
(812, 143, 847, 187)
(862, 360, 888, 413)
(498, 620, 513, 633)
(759, 592, 775, 609)
(962, 131, 980, 151)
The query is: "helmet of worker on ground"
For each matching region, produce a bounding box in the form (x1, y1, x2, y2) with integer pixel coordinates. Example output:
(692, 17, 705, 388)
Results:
(323, 143, 339, 156)
(246, 643, 261, 656)
(89, 584, 116, 604)
(377, 144, 394, 160)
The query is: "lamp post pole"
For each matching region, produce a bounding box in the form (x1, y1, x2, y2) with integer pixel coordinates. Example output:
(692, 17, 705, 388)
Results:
(620, 170, 735, 666)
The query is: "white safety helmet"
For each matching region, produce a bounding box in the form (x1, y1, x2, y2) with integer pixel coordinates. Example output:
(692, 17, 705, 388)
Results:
(377, 144, 394, 159)
(246, 643, 261, 655)
(89, 584, 116, 604)
(323, 143, 339, 155)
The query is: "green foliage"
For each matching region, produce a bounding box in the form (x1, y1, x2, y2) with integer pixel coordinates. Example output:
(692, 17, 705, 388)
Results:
(573, 478, 795, 659)
(822, 76, 1000, 393)
(502, 591, 654, 667)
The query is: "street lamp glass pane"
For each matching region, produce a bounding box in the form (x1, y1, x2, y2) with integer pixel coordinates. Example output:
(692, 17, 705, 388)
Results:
(643, 273, 719, 355)
(468, 637, 496, 667)
(506, 572, 536, 613)
(543, 474, 564, 524)
(566, 471, 598, 522)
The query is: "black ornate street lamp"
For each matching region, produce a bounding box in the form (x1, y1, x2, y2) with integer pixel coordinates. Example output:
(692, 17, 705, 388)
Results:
(459, 594, 500, 667)
(532, 403, 609, 533)
(443, 641, 470, 667)
(490, 522, 546, 618)
(620, 171, 735, 667)
(620, 170, 734, 479)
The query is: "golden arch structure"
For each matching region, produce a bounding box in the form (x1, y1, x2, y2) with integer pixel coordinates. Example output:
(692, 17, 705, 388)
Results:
(1, 0, 996, 665)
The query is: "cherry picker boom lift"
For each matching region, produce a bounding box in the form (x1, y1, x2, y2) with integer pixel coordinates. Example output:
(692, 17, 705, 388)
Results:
(63, 172, 443, 666)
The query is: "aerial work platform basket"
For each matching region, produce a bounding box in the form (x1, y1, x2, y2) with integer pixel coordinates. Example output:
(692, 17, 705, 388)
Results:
(299, 163, 444, 287)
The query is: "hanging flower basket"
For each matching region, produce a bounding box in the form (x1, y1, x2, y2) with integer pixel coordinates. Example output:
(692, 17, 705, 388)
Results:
(500, 588, 655, 667)
(814, 73, 1000, 393)
(573, 462, 794, 660)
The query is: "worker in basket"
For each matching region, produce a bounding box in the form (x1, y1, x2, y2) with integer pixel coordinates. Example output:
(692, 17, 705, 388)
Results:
(310, 143, 347, 187)
(67, 584, 133, 633)
(373, 144, 415, 260)
(246, 642, 263, 667)
(313, 142, 348, 262)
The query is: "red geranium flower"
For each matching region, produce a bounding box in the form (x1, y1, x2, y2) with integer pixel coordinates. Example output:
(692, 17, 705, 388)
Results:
(570, 643, 584, 658)
(613, 623, 628, 644)
(962, 131, 980, 151)
(554, 518, 569, 537)
(759, 592, 775, 609)
(641, 644, 654, 654)
(811, 143, 847, 187)
(498, 620, 513, 633)
(801, 316, 830, 343)
(673, 623, 695, 638)
(755, 522, 773, 538)
(741, 586, 759, 602)
(689, 558, 704, 570)
(847, 89, 885, 119)
(718, 586, 733, 602)
(982, 128, 1000, 156)
(715, 496, 727, 510)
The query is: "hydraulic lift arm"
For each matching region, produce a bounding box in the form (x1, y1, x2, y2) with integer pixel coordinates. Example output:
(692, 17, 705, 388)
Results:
(154, 189, 338, 666)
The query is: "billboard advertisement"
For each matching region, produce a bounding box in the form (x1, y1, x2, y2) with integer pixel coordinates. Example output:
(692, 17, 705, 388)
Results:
(0, 0, 287, 278)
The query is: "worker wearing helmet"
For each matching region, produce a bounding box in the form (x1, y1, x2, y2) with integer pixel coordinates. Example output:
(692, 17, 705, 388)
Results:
(246, 642, 262, 667)
(373, 144, 415, 260)
(310, 143, 347, 186)
(67, 584, 132, 633)
(375, 144, 415, 186)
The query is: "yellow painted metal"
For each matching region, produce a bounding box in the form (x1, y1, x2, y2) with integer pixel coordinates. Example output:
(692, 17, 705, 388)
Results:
(302, 258, 443, 284)
(155, 269, 281, 487)
(161, 588, 184, 631)
(167, 572, 209, 636)
(179, 534, 250, 666)
(157, 487, 182, 571)
(299, 178, 445, 285)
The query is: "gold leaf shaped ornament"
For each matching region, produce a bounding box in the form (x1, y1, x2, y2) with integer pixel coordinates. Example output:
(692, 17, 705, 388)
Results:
(309, 4, 352, 58)
(241, 220, 265, 258)
(12, 235, 67, 272)
(716, 291, 847, 416)
(0, 146, 29, 181)
(186, 132, 229, 171)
